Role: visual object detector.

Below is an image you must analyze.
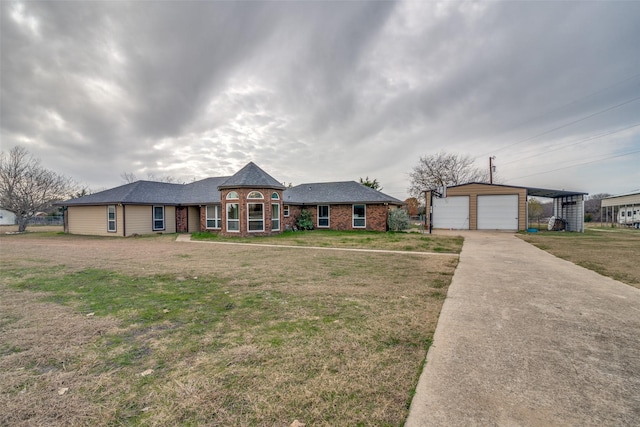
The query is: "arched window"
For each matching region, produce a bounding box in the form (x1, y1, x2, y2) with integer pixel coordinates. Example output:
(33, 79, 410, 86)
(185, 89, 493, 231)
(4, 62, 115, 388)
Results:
(271, 192, 280, 200)
(247, 191, 264, 199)
(226, 191, 239, 200)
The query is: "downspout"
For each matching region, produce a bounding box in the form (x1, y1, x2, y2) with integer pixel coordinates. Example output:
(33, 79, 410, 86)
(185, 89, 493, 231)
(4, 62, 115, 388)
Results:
(122, 204, 126, 237)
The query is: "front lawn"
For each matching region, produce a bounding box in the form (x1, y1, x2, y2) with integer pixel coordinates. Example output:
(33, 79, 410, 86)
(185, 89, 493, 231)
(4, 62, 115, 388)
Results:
(0, 233, 461, 426)
(192, 229, 463, 254)
(519, 228, 640, 288)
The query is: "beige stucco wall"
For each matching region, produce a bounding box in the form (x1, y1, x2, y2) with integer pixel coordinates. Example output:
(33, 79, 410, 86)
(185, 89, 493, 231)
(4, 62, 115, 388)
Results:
(68, 205, 124, 236)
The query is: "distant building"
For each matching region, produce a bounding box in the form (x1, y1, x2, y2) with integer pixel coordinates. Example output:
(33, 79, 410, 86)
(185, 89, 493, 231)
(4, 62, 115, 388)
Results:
(0, 209, 17, 226)
(601, 191, 640, 228)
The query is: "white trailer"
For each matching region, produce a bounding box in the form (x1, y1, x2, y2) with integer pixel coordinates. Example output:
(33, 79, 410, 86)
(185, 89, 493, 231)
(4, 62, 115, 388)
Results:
(618, 207, 640, 228)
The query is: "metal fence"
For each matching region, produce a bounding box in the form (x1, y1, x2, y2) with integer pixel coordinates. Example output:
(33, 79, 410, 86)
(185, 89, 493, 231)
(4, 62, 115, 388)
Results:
(27, 216, 64, 226)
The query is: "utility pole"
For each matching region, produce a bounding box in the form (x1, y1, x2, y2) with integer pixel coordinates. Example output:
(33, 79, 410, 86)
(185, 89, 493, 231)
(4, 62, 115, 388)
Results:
(489, 156, 496, 184)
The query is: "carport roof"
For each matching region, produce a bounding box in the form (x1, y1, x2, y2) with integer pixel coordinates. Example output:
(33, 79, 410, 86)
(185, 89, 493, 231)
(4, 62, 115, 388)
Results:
(441, 182, 588, 199)
(525, 186, 588, 199)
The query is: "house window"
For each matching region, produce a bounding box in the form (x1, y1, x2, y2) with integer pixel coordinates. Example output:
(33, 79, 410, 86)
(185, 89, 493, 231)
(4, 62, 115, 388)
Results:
(226, 191, 239, 200)
(272, 203, 280, 231)
(206, 205, 221, 229)
(318, 205, 330, 228)
(153, 206, 165, 230)
(107, 205, 116, 232)
(227, 203, 239, 232)
(248, 203, 264, 232)
(284, 205, 290, 217)
(353, 204, 366, 228)
(271, 192, 280, 200)
(248, 191, 264, 199)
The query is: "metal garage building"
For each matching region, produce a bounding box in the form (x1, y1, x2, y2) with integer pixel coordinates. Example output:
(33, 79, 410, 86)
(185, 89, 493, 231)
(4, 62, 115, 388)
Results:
(426, 183, 587, 232)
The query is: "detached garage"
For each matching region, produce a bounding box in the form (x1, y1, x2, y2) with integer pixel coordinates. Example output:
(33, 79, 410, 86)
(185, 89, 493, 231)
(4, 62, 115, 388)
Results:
(426, 183, 587, 232)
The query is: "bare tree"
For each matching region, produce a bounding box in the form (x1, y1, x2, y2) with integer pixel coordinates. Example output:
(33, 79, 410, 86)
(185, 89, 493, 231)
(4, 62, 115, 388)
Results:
(0, 146, 76, 232)
(146, 173, 182, 183)
(408, 152, 488, 197)
(120, 171, 138, 183)
(120, 171, 182, 184)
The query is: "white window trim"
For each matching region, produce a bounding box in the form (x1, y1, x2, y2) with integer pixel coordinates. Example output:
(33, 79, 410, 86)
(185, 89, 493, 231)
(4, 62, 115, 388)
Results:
(353, 204, 366, 228)
(284, 205, 290, 217)
(206, 205, 221, 229)
(226, 203, 240, 233)
(248, 202, 265, 232)
(226, 191, 239, 200)
(318, 205, 330, 228)
(271, 192, 280, 200)
(153, 205, 165, 231)
(247, 191, 264, 199)
(107, 205, 116, 232)
(272, 203, 280, 231)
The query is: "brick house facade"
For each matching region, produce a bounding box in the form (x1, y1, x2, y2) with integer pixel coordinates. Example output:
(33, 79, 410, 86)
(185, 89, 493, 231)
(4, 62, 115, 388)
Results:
(282, 204, 391, 231)
(57, 162, 405, 236)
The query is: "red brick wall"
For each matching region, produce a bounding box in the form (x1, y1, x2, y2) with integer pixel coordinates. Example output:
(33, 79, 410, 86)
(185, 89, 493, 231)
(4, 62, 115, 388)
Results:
(283, 204, 390, 232)
(219, 188, 283, 237)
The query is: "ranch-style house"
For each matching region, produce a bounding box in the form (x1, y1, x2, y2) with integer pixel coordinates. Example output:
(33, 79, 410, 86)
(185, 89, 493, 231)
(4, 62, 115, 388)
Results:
(57, 162, 405, 237)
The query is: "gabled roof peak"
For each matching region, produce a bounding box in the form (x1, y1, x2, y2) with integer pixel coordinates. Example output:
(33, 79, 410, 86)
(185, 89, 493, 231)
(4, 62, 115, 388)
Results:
(218, 162, 285, 190)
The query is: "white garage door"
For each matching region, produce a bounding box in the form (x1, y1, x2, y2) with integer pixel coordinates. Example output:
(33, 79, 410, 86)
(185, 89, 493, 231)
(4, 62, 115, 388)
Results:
(433, 196, 469, 229)
(477, 195, 519, 230)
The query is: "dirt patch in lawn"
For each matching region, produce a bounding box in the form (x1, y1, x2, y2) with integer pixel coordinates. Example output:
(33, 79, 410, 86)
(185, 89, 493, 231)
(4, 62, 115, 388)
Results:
(0, 233, 459, 426)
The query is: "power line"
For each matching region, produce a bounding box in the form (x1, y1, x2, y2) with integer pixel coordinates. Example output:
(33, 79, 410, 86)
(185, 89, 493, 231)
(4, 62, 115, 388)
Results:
(491, 72, 640, 141)
(499, 122, 640, 166)
(507, 149, 640, 181)
(477, 93, 640, 159)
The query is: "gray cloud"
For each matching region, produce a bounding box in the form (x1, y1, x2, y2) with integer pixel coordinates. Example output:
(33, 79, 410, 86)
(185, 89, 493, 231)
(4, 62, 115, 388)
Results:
(1, 0, 638, 197)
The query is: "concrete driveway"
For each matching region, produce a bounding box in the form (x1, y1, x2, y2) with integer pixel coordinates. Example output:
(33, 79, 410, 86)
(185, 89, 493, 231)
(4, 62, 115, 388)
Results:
(405, 231, 640, 426)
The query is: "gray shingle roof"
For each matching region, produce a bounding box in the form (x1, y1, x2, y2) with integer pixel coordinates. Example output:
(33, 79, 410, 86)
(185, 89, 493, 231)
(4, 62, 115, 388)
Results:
(179, 177, 228, 204)
(58, 177, 229, 206)
(218, 162, 285, 190)
(57, 164, 404, 207)
(283, 181, 404, 205)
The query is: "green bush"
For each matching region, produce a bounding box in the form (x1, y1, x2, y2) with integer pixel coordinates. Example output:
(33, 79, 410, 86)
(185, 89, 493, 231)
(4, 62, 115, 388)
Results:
(296, 209, 314, 230)
(387, 208, 410, 231)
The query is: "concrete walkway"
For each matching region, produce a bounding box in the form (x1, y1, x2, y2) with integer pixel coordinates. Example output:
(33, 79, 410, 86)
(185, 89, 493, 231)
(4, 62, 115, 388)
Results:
(405, 232, 640, 427)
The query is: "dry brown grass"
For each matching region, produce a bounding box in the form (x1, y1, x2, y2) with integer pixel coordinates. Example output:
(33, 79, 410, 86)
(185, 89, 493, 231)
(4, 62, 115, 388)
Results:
(519, 228, 640, 288)
(0, 233, 459, 426)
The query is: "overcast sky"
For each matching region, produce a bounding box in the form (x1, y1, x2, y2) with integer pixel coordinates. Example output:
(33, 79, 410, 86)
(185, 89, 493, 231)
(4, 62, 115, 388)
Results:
(2, 1, 639, 199)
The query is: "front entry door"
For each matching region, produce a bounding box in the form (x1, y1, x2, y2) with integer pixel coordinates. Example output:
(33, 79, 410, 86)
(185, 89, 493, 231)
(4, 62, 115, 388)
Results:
(176, 207, 188, 233)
